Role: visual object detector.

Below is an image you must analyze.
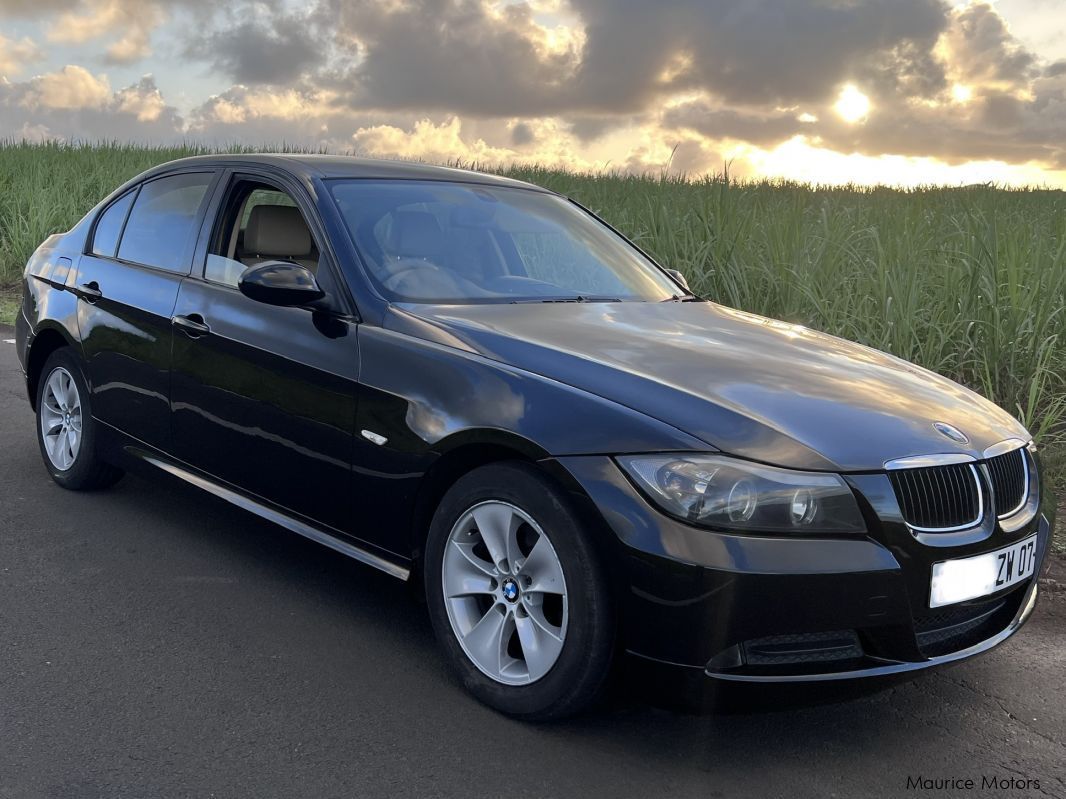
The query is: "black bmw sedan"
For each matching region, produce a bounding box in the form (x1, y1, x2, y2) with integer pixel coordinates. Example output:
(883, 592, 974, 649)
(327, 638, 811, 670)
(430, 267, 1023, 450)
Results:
(15, 155, 1052, 719)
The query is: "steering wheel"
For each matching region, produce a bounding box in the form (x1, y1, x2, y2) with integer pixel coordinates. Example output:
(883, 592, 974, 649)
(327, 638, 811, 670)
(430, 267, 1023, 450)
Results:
(382, 259, 446, 292)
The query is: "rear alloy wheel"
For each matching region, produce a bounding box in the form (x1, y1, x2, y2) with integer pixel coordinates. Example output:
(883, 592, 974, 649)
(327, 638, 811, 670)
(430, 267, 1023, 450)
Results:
(39, 366, 83, 471)
(35, 348, 123, 490)
(425, 461, 614, 721)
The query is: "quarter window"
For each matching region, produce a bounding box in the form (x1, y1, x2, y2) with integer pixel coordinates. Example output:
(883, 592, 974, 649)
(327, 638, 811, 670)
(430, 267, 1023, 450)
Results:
(91, 190, 136, 258)
(117, 173, 213, 273)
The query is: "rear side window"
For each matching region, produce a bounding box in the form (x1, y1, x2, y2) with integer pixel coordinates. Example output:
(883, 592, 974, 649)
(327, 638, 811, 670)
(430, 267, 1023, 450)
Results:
(91, 190, 136, 258)
(117, 173, 214, 273)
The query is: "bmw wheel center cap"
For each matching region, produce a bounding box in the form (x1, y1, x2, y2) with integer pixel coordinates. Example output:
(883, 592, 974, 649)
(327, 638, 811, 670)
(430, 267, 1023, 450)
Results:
(502, 578, 520, 603)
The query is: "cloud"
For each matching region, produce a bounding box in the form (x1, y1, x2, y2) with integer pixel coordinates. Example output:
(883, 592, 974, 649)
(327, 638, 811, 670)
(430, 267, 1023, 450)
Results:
(45, 0, 166, 63)
(645, 1, 1066, 171)
(0, 33, 44, 76)
(942, 2, 1036, 90)
(3, 0, 218, 65)
(0, 0, 78, 13)
(325, 0, 582, 116)
(0, 68, 183, 139)
(114, 75, 169, 122)
(570, 0, 948, 109)
(2, 0, 1066, 185)
(319, 0, 950, 117)
(186, 6, 327, 85)
(184, 84, 446, 149)
(663, 101, 804, 147)
(311, 0, 1065, 173)
(20, 64, 111, 109)
(511, 122, 535, 146)
(15, 121, 59, 142)
(351, 117, 516, 163)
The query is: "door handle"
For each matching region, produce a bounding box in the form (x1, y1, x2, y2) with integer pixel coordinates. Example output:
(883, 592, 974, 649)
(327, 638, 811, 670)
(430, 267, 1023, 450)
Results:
(77, 281, 103, 301)
(172, 314, 211, 337)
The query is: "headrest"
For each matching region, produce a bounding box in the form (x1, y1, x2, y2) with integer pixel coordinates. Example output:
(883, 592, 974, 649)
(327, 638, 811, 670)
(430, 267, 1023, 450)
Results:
(387, 211, 445, 259)
(244, 205, 312, 257)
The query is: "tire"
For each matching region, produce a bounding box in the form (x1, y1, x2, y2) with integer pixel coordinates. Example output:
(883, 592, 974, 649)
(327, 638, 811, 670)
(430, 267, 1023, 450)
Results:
(424, 461, 614, 720)
(35, 348, 124, 491)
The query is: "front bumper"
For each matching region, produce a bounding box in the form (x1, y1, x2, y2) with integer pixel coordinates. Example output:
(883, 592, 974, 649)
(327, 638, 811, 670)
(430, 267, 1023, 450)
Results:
(553, 456, 1051, 684)
(14, 301, 30, 376)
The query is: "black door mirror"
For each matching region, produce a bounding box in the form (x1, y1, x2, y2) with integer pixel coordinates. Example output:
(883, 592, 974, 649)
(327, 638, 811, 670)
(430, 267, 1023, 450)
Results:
(665, 268, 690, 291)
(239, 261, 326, 308)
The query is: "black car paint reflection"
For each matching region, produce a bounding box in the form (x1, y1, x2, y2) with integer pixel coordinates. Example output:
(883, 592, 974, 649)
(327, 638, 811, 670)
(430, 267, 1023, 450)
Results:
(14, 154, 1052, 696)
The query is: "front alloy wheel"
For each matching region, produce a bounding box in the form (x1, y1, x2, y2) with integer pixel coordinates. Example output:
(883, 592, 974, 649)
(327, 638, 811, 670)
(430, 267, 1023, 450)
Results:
(442, 501, 568, 685)
(425, 462, 614, 721)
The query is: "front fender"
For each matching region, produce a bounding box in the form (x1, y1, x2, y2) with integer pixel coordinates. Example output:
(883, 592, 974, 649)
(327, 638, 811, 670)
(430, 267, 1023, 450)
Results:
(357, 325, 708, 457)
(349, 324, 710, 559)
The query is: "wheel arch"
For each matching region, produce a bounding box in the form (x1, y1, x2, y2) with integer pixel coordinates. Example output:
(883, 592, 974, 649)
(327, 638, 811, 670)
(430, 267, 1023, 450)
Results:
(407, 429, 623, 585)
(409, 430, 545, 563)
(26, 324, 78, 409)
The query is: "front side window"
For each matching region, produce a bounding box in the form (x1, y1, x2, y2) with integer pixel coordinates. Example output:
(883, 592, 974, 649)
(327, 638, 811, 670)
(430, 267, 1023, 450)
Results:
(328, 180, 679, 304)
(91, 189, 136, 258)
(117, 172, 213, 273)
(205, 181, 320, 288)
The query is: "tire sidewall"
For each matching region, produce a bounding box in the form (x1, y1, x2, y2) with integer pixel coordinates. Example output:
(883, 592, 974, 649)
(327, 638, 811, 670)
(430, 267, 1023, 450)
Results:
(36, 349, 101, 488)
(424, 461, 614, 719)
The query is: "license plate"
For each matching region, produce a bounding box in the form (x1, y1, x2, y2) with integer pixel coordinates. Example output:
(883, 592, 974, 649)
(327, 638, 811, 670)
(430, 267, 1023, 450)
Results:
(930, 535, 1038, 608)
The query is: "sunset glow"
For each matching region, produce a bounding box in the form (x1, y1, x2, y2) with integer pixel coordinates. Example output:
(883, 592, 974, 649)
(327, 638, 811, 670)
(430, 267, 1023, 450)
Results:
(0, 0, 1064, 187)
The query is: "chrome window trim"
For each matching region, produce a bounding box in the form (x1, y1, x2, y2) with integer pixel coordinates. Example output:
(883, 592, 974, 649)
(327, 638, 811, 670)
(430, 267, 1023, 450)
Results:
(901, 463, 985, 533)
(884, 453, 975, 470)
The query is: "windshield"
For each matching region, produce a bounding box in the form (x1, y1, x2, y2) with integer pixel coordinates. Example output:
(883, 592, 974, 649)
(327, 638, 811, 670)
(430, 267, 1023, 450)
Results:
(328, 180, 681, 304)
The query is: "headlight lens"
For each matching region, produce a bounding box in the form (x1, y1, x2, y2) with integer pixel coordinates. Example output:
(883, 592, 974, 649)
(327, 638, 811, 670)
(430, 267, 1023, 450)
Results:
(617, 454, 866, 533)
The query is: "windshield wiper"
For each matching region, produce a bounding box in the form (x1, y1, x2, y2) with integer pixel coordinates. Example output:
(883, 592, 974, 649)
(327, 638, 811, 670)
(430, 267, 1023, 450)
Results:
(511, 295, 624, 304)
(660, 293, 702, 302)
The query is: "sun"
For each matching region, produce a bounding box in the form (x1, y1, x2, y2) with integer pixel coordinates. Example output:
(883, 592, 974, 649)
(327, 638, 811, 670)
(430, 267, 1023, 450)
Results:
(951, 83, 973, 104)
(834, 84, 871, 123)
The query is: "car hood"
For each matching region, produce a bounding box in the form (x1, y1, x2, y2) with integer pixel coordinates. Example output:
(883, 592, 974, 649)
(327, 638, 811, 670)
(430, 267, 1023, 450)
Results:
(386, 301, 1030, 472)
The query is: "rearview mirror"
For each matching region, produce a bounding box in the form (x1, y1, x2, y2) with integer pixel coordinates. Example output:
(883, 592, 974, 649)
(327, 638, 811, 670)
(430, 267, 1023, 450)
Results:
(665, 268, 690, 291)
(239, 261, 326, 308)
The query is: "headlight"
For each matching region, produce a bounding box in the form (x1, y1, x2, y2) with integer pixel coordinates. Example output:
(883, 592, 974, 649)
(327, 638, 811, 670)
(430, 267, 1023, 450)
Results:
(617, 454, 866, 534)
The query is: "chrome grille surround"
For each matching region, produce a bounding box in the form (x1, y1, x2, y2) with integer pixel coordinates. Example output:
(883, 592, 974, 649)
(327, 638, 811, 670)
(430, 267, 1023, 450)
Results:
(888, 462, 983, 532)
(987, 446, 1028, 520)
(885, 440, 1034, 533)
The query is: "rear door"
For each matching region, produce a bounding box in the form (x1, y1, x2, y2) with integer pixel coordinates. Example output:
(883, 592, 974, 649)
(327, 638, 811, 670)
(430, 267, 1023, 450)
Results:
(168, 171, 360, 533)
(76, 170, 218, 449)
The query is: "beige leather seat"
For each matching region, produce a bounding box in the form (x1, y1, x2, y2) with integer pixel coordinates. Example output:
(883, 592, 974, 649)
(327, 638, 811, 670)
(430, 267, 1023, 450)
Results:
(240, 205, 318, 272)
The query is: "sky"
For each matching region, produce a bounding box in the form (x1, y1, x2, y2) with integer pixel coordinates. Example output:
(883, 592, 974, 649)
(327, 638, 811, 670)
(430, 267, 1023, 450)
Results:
(2, 0, 1066, 187)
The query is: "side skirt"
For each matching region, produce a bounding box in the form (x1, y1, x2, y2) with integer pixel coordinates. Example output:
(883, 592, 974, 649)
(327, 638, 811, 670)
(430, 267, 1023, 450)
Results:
(126, 445, 411, 581)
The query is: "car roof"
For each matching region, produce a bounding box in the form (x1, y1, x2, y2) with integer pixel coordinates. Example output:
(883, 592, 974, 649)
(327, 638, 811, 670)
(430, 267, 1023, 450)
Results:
(142, 153, 549, 192)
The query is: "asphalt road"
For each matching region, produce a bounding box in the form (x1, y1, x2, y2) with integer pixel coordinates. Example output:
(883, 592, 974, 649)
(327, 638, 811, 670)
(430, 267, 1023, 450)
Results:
(1, 327, 1065, 799)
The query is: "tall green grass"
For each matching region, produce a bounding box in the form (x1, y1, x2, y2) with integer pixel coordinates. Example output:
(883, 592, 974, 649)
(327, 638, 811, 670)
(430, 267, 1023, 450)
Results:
(3, 141, 1066, 463)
